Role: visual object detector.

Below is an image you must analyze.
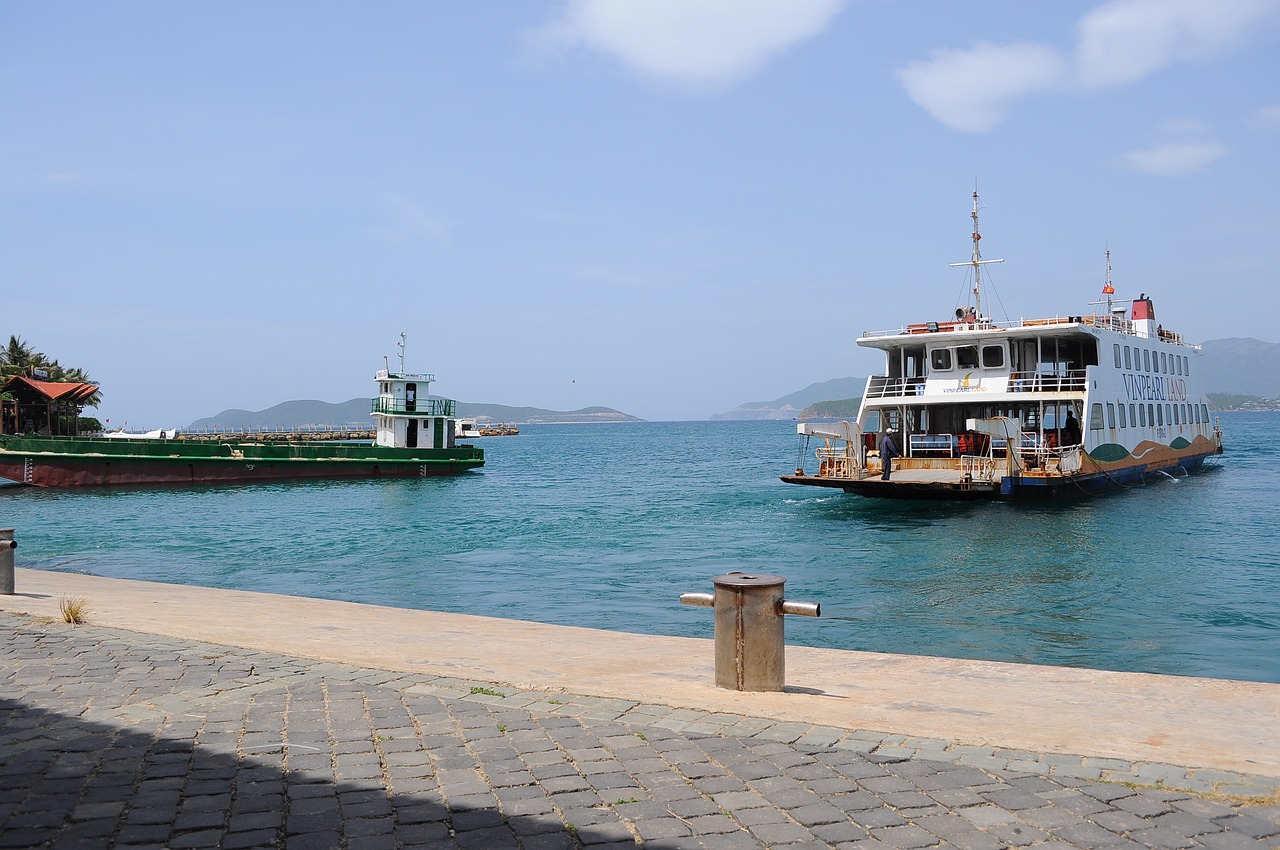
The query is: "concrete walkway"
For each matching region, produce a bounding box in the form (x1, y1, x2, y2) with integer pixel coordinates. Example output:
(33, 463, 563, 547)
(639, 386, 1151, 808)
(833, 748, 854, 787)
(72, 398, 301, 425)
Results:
(2, 567, 1278, 849)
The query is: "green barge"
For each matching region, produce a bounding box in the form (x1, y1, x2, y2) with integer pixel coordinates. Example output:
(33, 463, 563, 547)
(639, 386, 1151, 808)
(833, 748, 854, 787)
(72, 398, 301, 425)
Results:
(0, 350, 483, 487)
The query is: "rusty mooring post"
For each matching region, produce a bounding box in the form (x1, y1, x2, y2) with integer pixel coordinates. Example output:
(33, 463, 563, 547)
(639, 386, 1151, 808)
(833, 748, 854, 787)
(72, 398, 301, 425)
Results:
(0, 529, 16, 595)
(680, 572, 820, 692)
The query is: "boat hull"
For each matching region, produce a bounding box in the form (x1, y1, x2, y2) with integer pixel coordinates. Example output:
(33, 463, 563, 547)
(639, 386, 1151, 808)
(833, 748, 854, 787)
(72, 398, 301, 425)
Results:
(0, 435, 484, 488)
(781, 446, 1219, 501)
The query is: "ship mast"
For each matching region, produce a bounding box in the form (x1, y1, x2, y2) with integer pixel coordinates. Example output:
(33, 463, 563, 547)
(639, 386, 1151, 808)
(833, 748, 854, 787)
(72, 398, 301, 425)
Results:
(949, 189, 1003, 320)
(1102, 247, 1115, 311)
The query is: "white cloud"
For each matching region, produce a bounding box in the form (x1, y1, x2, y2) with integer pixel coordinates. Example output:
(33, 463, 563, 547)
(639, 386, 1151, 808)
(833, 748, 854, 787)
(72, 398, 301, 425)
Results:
(1252, 105, 1280, 127)
(896, 42, 1067, 132)
(1075, 0, 1280, 88)
(899, 0, 1280, 131)
(533, 0, 845, 89)
(1117, 121, 1228, 175)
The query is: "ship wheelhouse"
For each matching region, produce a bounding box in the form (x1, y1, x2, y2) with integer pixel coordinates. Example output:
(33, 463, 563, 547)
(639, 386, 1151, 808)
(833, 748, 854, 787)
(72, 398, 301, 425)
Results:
(371, 369, 459, 450)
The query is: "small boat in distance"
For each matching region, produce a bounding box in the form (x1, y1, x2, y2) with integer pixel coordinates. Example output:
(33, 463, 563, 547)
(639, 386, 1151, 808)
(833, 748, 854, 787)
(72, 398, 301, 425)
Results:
(781, 192, 1223, 500)
(0, 339, 484, 487)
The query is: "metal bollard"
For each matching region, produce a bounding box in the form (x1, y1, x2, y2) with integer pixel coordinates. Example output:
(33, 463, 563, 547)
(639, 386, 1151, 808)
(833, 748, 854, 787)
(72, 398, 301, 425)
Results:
(680, 572, 820, 692)
(0, 529, 16, 595)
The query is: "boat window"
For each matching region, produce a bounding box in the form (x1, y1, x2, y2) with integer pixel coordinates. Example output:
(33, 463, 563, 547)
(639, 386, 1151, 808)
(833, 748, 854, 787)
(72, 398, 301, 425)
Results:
(1184, 355, 1190, 376)
(1129, 403, 1136, 426)
(1139, 404, 1146, 426)
(1160, 351, 1167, 373)
(1157, 405, 1164, 426)
(1148, 403, 1156, 426)
(981, 344, 1004, 368)
(1090, 403, 1104, 430)
(1118, 403, 1127, 428)
(930, 348, 952, 371)
(1202, 403, 1209, 423)
(1106, 402, 1116, 428)
(1173, 405, 1180, 425)
(1176, 356, 1183, 376)
(1124, 346, 1132, 370)
(1113, 344, 1121, 368)
(1194, 404, 1201, 425)
(956, 346, 979, 369)
(1143, 349, 1151, 372)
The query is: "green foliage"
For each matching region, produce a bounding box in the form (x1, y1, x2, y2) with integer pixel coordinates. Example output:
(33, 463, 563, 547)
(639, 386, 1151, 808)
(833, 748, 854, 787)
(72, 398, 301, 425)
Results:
(800, 397, 862, 418)
(0, 335, 101, 406)
(78, 417, 104, 432)
(1206, 392, 1278, 411)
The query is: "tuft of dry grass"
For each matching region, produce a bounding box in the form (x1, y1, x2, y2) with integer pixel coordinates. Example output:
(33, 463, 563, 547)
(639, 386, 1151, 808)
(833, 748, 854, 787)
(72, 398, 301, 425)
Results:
(58, 595, 88, 625)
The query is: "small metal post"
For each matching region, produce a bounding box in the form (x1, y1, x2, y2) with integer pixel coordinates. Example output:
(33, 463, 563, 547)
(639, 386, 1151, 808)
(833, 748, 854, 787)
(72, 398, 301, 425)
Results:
(680, 572, 820, 692)
(0, 529, 16, 595)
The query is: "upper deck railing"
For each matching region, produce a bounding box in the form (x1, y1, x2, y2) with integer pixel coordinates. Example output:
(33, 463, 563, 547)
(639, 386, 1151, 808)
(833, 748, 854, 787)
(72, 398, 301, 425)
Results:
(371, 397, 455, 417)
(1009, 370, 1087, 393)
(865, 376, 926, 398)
(864, 370, 1086, 399)
(861, 314, 1188, 345)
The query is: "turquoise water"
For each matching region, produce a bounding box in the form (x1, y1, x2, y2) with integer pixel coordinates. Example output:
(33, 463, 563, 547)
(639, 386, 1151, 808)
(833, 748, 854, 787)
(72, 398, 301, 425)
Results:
(3, 413, 1277, 683)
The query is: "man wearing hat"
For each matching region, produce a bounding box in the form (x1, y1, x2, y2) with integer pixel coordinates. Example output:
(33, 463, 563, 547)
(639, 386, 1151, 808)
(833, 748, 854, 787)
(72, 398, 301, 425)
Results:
(880, 429, 900, 481)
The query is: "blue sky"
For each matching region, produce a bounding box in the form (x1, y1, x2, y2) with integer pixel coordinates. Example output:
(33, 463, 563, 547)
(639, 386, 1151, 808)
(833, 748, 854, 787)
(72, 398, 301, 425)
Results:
(4, 0, 1279, 426)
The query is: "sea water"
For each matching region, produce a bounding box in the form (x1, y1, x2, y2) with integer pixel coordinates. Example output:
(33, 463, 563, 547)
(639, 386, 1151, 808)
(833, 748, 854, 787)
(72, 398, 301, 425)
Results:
(3, 412, 1276, 683)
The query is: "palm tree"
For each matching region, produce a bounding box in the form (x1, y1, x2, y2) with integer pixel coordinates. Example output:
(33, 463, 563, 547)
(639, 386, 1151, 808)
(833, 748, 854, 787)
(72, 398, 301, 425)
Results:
(0, 336, 41, 377)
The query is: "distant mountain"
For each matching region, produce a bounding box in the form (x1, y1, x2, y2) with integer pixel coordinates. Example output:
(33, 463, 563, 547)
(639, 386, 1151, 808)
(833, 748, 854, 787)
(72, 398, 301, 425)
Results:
(710, 377, 865, 421)
(189, 399, 372, 430)
(188, 399, 640, 429)
(1197, 338, 1280, 398)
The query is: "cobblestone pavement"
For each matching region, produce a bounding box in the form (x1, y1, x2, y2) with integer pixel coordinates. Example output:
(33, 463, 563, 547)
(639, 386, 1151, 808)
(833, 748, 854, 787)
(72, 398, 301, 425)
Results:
(2, 612, 1278, 850)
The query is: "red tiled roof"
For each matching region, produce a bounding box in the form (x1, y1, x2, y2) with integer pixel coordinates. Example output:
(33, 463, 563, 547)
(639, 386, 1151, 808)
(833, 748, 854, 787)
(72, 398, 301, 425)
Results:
(3, 375, 99, 403)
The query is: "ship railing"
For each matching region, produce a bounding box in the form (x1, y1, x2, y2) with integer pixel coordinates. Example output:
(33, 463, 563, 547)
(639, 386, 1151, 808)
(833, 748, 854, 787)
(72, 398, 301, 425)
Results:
(1008, 370, 1086, 393)
(814, 446, 854, 478)
(865, 376, 927, 398)
(1082, 314, 1134, 334)
(183, 423, 372, 436)
(960, 454, 997, 482)
(861, 318, 1021, 338)
(861, 314, 1111, 339)
(370, 397, 456, 417)
(908, 433, 954, 458)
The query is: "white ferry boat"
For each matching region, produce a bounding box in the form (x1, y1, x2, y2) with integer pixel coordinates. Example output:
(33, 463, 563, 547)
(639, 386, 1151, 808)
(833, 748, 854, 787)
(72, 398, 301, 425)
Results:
(781, 193, 1224, 500)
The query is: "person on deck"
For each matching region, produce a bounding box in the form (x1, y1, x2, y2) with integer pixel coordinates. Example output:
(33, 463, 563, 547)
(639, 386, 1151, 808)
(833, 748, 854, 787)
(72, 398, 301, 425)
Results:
(1063, 410, 1081, 446)
(880, 430, 900, 481)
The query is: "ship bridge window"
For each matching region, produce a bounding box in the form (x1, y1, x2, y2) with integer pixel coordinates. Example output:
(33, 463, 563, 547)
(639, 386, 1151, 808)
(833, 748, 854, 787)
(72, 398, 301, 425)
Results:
(1143, 350, 1151, 372)
(930, 348, 953, 371)
(1201, 402, 1209, 423)
(1124, 346, 1132, 370)
(981, 344, 1005, 368)
(956, 346, 979, 369)
(1160, 351, 1168, 373)
(1113, 344, 1122, 368)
